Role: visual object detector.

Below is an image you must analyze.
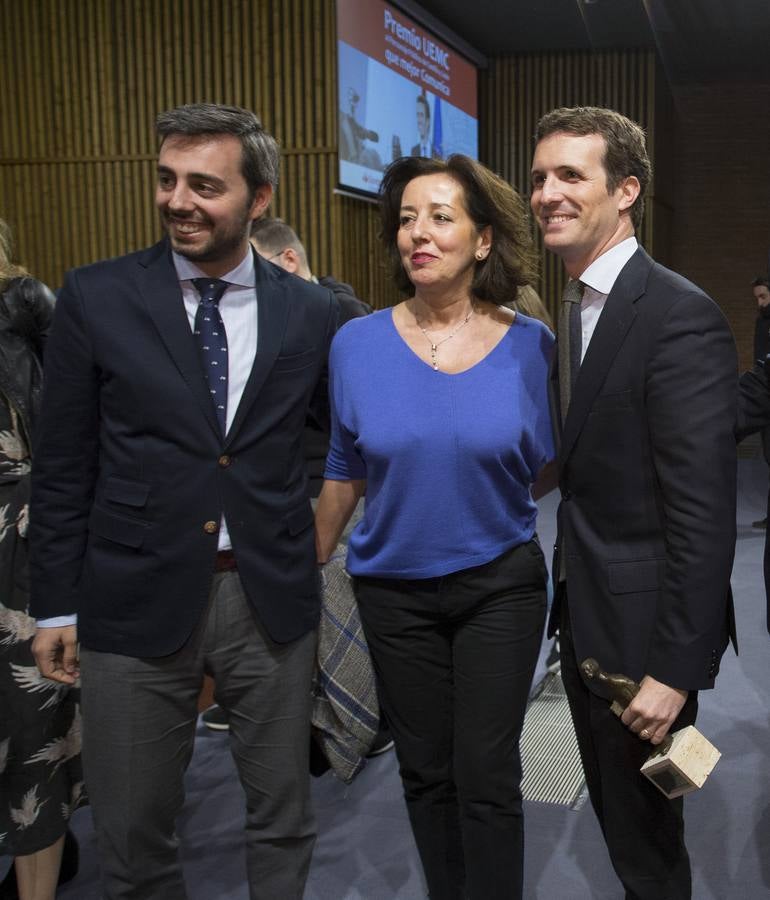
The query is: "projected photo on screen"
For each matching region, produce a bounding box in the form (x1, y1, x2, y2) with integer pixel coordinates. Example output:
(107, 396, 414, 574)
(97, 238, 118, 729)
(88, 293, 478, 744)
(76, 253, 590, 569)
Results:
(336, 0, 479, 199)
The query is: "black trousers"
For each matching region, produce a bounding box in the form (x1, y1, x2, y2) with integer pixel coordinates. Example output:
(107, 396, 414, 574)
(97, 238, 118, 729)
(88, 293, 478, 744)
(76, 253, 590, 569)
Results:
(354, 540, 547, 900)
(559, 593, 698, 900)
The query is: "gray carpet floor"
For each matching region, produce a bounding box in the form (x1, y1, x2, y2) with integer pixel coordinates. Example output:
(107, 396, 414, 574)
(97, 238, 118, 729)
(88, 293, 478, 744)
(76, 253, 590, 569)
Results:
(40, 458, 770, 897)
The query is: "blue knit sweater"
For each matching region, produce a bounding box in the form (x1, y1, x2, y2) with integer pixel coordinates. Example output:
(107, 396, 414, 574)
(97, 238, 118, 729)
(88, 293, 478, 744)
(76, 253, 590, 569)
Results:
(325, 308, 555, 578)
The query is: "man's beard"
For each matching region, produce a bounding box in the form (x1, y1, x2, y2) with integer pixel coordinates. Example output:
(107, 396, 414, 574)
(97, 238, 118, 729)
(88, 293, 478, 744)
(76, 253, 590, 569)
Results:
(161, 203, 253, 264)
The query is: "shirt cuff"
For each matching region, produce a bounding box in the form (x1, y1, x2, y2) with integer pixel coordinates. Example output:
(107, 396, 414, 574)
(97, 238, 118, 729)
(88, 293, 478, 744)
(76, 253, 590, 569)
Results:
(36, 614, 78, 628)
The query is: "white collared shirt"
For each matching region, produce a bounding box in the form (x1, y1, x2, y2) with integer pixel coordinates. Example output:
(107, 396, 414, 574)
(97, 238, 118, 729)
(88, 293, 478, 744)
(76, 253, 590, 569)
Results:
(173, 249, 259, 551)
(578, 237, 638, 363)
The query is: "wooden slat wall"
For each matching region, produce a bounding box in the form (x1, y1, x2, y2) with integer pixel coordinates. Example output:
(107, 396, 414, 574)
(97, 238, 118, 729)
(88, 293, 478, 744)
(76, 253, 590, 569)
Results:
(0, 0, 397, 306)
(2, 3, 666, 314)
(479, 49, 663, 320)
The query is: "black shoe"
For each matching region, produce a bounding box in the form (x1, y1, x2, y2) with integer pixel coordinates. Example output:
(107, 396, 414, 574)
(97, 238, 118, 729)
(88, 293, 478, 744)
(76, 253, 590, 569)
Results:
(201, 704, 229, 731)
(752, 517, 767, 529)
(366, 726, 395, 757)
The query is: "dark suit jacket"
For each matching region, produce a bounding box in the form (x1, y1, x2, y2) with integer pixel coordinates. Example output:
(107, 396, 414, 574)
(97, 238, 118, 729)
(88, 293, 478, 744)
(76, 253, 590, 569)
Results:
(29, 240, 337, 656)
(549, 247, 738, 691)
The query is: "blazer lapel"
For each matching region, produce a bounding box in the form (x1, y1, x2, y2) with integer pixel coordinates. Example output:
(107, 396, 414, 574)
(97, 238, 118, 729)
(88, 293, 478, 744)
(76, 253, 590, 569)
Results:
(558, 248, 652, 466)
(138, 241, 222, 439)
(225, 251, 289, 445)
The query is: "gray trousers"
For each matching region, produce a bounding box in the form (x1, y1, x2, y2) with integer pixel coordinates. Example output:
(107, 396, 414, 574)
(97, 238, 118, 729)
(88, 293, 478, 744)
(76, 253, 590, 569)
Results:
(80, 571, 316, 900)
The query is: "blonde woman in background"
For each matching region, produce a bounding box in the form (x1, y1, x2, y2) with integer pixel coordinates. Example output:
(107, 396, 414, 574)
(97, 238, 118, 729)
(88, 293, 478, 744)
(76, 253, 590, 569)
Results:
(0, 219, 84, 900)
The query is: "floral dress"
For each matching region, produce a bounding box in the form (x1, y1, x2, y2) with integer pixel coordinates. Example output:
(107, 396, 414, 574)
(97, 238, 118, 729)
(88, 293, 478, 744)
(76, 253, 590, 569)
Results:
(0, 277, 86, 855)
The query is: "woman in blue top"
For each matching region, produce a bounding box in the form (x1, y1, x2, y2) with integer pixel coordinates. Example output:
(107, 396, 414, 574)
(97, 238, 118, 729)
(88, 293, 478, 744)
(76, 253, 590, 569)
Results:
(315, 154, 555, 900)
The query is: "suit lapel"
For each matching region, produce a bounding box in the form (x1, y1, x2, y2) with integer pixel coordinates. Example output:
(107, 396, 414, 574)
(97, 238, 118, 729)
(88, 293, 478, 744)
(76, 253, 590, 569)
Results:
(225, 251, 289, 445)
(138, 241, 222, 439)
(558, 248, 652, 466)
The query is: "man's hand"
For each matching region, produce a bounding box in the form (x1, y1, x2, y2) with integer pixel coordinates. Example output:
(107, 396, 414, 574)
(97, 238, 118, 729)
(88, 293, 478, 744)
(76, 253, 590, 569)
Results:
(32, 625, 79, 684)
(620, 674, 687, 746)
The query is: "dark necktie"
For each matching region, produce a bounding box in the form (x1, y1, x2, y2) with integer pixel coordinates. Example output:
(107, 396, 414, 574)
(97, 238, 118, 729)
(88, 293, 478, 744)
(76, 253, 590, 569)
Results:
(557, 279, 584, 423)
(192, 278, 229, 434)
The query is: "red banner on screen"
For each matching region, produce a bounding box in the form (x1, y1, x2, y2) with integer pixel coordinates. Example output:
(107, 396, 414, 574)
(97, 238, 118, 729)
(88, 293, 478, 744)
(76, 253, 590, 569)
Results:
(337, 0, 477, 117)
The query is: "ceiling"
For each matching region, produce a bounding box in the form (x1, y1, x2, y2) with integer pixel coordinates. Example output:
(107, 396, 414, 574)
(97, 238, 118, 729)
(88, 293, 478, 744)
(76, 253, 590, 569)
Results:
(411, 0, 770, 83)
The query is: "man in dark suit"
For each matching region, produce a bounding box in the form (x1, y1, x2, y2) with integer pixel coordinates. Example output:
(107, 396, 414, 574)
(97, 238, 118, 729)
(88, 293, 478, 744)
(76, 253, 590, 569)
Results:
(530, 106, 737, 898)
(749, 276, 770, 527)
(29, 104, 337, 900)
(410, 94, 436, 158)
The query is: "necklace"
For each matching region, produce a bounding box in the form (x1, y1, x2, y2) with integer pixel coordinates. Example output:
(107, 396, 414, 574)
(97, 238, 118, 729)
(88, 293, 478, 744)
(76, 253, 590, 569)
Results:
(416, 307, 474, 370)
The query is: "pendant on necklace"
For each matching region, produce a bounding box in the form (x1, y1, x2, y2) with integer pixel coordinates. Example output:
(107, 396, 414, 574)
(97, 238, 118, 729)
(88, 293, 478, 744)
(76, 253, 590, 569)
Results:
(418, 307, 474, 373)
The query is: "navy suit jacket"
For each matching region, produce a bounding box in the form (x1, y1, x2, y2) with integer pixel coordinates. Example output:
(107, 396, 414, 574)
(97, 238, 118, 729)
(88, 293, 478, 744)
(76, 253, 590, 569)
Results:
(549, 247, 738, 690)
(29, 240, 337, 656)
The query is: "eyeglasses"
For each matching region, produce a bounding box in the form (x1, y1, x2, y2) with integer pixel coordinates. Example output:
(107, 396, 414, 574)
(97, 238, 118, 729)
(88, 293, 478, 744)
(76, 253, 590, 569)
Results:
(266, 249, 286, 262)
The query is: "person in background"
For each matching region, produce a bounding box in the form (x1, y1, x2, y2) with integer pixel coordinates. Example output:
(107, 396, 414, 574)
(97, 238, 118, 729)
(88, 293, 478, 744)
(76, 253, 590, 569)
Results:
(411, 94, 437, 159)
(505, 283, 553, 330)
(531, 105, 737, 899)
(501, 282, 557, 674)
(250, 216, 372, 496)
(750, 275, 770, 528)
(250, 218, 372, 324)
(751, 276, 770, 368)
(737, 316, 770, 635)
(0, 218, 83, 900)
(315, 153, 555, 900)
(339, 87, 383, 171)
(28, 104, 336, 900)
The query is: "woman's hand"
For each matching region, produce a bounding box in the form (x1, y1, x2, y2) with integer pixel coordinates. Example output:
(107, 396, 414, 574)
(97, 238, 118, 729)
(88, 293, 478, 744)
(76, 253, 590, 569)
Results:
(532, 459, 558, 500)
(315, 478, 366, 563)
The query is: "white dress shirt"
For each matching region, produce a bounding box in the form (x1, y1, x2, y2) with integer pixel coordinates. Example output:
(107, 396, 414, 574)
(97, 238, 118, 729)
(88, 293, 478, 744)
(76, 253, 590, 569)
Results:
(37, 247, 258, 628)
(578, 237, 638, 363)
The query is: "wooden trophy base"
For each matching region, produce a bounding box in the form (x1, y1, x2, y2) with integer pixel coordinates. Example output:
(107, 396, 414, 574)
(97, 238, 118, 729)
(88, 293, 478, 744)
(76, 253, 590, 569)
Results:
(609, 701, 721, 799)
(640, 725, 721, 798)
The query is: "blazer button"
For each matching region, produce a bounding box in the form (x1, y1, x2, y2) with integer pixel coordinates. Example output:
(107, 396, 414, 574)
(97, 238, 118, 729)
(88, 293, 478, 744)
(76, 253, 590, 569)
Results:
(218, 454, 231, 467)
(203, 520, 218, 534)
(561, 489, 572, 500)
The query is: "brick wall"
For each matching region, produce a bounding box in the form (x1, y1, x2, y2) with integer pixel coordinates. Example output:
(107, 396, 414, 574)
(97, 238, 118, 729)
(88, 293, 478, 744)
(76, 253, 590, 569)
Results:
(669, 84, 770, 371)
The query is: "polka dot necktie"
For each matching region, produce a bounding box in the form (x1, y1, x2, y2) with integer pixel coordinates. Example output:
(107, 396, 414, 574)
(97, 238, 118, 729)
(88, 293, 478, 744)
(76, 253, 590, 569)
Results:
(192, 278, 229, 435)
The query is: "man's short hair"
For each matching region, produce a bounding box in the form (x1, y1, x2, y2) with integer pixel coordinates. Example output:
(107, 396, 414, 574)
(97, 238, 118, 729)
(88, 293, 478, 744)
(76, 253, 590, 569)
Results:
(416, 94, 430, 121)
(535, 106, 652, 231)
(752, 276, 770, 290)
(155, 103, 280, 196)
(250, 217, 309, 270)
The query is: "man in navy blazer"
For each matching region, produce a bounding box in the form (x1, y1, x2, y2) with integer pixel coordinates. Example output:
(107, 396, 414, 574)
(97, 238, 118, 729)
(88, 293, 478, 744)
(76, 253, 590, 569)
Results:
(531, 107, 737, 898)
(29, 104, 337, 900)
